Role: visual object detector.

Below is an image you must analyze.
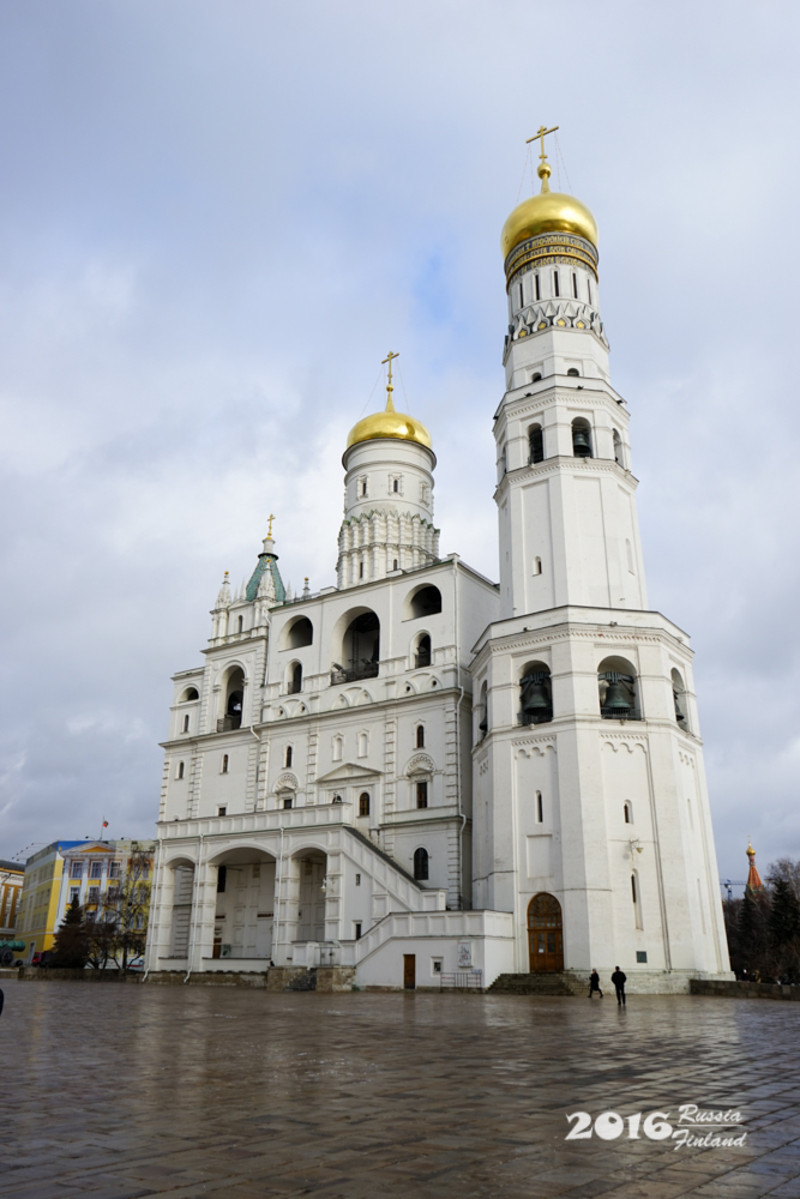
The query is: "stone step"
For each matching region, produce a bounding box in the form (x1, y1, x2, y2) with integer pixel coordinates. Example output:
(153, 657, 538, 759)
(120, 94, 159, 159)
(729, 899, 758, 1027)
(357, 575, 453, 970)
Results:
(488, 972, 577, 996)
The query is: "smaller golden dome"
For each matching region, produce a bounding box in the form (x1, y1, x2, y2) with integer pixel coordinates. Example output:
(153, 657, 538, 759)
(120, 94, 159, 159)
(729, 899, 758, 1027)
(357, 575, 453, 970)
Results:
(501, 161, 598, 261)
(347, 397, 432, 450)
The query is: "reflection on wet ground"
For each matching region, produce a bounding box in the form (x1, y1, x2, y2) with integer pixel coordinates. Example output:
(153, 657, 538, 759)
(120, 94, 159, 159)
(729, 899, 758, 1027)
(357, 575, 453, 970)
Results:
(3, 981, 800, 1197)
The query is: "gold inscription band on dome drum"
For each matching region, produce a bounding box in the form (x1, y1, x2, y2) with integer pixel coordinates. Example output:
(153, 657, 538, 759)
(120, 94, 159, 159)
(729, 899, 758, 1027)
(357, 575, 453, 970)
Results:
(505, 232, 598, 290)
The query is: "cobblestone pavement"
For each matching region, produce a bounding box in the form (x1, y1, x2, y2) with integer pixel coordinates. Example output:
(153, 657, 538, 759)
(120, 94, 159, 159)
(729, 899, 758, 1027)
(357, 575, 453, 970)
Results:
(2, 980, 800, 1198)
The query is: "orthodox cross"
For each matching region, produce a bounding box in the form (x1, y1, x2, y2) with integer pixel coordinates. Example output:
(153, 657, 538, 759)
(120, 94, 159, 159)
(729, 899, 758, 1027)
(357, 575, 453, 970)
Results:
(266, 513, 275, 539)
(526, 124, 559, 167)
(382, 350, 398, 409)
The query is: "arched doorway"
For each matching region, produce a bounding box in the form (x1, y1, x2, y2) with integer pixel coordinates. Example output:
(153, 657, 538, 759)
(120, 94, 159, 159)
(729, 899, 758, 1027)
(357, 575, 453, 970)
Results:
(527, 892, 564, 972)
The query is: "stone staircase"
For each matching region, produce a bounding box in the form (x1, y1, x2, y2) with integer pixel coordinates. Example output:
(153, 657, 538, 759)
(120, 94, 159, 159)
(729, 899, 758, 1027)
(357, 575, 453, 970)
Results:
(488, 972, 579, 996)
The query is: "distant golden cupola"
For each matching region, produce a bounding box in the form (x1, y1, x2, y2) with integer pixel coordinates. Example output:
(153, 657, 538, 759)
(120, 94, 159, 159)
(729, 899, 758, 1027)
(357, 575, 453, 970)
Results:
(346, 352, 432, 451)
(501, 154, 599, 289)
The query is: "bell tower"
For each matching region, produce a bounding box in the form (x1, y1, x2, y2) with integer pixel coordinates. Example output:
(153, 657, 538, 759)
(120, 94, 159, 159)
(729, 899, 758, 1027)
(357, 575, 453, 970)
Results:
(471, 130, 732, 990)
(495, 126, 646, 620)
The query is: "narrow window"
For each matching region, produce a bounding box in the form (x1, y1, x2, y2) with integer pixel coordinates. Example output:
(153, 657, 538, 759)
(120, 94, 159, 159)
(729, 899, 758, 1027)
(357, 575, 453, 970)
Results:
(332, 735, 343, 762)
(536, 791, 543, 823)
(221, 754, 229, 774)
(416, 781, 428, 809)
(393, 478, 399, 493)
(359, 562, 364, 579)
(237, 615, 243, 634)
(553, 270, 560, 297)
(416, 725, 425, 749)
(359, 792, 370, 817)
(518, 282, 523, 308)
(359, 478, 367, 497)
(613, 429, 623, 466)
(182, 714, 189, 733)
(572, 272, 578, 299)
(355, 922, 362, 940)
(393, 558, 399, 571)
(534, 273, 540, 301)
(587, 279, 593, 304)
(528, 424, 543, 464)
(355, 873, 361, 886)
(177, 761, 185, 780)
(358, 731, 368, 757)
(631, 874, 637, 903)
(217, 866, 227, 893)
(624, 802, 632, 824)
(285, 745, 293, 768)
(413, 848, 429, 881)
(534, 556, 542, 575)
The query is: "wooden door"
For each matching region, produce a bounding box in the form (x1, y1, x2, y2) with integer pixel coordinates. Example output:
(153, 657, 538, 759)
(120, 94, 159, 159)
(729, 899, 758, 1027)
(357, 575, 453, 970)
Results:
(403, 954, 416, 990)
(527, 893, 564, 972)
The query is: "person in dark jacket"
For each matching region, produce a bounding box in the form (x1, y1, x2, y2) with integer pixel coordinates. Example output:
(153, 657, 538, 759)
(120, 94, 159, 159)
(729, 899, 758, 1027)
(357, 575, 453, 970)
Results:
(611, 966, 627, 1006)
(588, 969, 603, 998)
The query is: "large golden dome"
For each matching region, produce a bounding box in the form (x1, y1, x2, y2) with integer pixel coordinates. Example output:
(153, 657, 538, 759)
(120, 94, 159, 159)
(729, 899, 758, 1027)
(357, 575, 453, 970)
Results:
(501, 161, 598, 260)
(346, 397, 432, 451)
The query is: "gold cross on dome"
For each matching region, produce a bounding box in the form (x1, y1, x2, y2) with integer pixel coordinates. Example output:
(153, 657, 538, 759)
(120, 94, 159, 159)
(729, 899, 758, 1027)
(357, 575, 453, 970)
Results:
(526, 124, 559, 166)
(382, 350, 398, 410)
(266, 513, 275, 539)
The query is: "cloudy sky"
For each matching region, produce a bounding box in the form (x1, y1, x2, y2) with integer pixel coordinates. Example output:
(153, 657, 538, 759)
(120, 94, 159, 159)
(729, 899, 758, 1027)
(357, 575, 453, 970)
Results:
(1, 1, 797, 890)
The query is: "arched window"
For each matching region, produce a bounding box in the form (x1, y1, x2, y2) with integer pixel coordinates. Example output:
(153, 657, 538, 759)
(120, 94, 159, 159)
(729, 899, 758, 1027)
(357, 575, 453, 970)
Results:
(177, 761, 185, 780)
(408, 586, 442, 619)
(531, 371, 542, 382)
(528, 424, 544, 464)
(567, 367, 580, 377)
(285, 617, 313, 648)
(180, 687, 199, 702)
(413, 848, 429, 881)
(237, 615, 244, 634)
(623, 801, 632, 824)
(519, 662, 553, 725)
(671, 669, 689, 730)
(478, 680, 488, 741)
(221, 754, 229, 775)
(332, 735, 343, 762)
(285, 745, 293, 768)
(415, 634, 431, 668)
(223, 667, 244, 731)
(358, 792, 370, 817)
(572, 417, 593, 458)
(536, 791, 543, 823)
(598, 656, 640, 720)
(287, 662, 302, 694)
(334, 610, 380, 682)
(358, 731, 368, 758)
(182, 714, 190, 733)
(415, 725, 425, 749)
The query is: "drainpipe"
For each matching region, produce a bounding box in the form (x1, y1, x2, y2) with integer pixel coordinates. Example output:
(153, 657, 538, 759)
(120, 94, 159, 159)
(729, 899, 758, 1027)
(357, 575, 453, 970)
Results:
(184, 832, 205, 983)
(250, 725, 263, 808)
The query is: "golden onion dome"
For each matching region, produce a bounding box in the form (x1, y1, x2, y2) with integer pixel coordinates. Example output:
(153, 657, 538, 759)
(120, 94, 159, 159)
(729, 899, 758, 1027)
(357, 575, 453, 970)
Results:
(501, 160, 598, 261)
(346, 397, 432, 451)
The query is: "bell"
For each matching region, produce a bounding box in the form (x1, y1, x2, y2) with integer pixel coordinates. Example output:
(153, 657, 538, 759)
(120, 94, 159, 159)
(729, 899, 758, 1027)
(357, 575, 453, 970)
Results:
(522, 683, 551, 713)
(572, 429, 592, 457)
(604, 681, 633, 714)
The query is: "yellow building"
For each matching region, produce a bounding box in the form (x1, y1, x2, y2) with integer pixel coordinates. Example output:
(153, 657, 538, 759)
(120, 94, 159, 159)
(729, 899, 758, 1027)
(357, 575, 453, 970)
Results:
(14, 841, 86, 961)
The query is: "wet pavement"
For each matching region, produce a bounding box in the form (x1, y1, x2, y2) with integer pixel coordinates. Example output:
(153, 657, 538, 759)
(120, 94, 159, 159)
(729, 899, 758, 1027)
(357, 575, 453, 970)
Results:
(2, 980, 800, 1198)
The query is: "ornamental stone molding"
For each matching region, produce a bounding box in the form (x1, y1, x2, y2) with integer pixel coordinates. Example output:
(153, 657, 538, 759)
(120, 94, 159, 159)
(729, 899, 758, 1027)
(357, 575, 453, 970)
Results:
(275, 772, 299, 792)
(406, 753, 435, 776)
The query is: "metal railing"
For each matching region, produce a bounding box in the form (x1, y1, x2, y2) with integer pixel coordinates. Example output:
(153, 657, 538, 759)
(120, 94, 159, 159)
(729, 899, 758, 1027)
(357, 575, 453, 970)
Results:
(440, 971, 483, 990)
(330, 662, 379, 685)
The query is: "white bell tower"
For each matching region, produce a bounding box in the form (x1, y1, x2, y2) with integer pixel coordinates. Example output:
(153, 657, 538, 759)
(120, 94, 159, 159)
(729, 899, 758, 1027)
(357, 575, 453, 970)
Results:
(472, 129, 731, 991)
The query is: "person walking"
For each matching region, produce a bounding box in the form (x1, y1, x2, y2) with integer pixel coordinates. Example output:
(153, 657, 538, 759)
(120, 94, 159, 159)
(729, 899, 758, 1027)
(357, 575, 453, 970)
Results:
(611, 966, 627, 1006)
(588, 969, 603, 999)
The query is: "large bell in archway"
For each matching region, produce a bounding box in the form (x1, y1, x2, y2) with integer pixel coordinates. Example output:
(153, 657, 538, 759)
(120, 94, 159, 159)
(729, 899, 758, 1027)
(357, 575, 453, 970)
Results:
(604, 680, 633, 715)
(522, 683, 550, 714)
(572, 429, 592, 457)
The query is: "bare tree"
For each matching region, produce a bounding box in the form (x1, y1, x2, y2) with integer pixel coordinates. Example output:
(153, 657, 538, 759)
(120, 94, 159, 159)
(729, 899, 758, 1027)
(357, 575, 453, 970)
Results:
(86, 846, 152, 969)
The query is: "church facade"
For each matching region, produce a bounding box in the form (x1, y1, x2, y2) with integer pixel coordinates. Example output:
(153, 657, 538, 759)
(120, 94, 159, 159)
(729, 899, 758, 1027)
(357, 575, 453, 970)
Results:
(144, 148, 731, 991)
